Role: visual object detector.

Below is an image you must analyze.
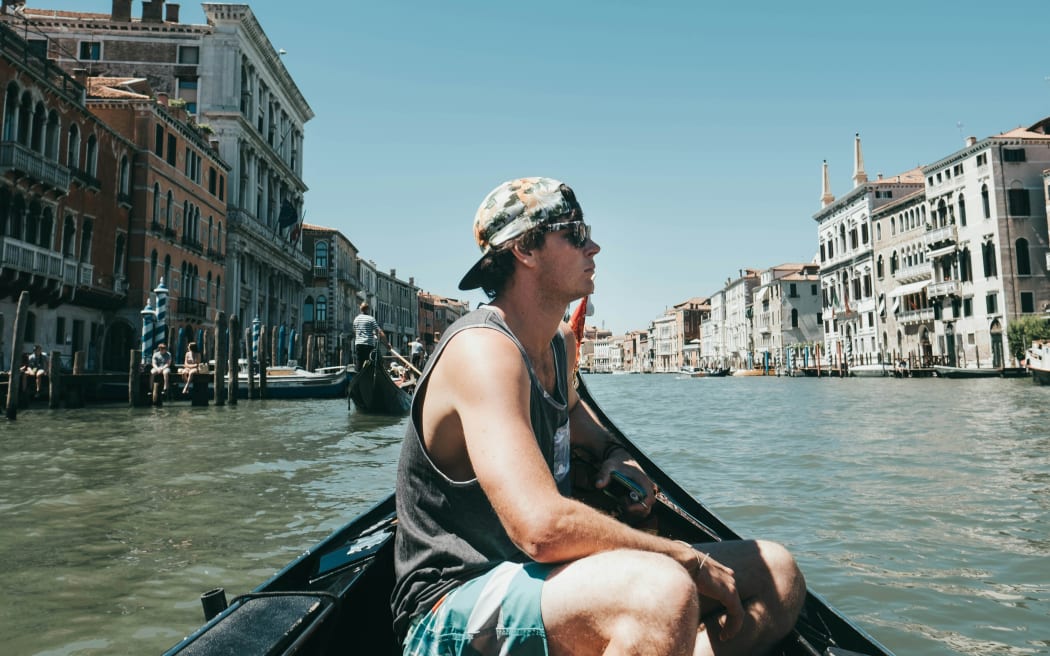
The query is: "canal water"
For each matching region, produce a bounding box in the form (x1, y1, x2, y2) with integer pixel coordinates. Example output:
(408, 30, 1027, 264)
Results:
(2, 375, 1048, 655)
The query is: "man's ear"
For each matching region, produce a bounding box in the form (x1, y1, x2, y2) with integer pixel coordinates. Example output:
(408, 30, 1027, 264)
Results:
(511, 241, 534, 265)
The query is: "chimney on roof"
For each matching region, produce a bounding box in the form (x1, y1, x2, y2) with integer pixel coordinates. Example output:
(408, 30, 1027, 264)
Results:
(165, 2, 179, 23)
(141, 0, 164, 23)
(156, 91, 169, 106)
(390, 269, 396, 277)
(852, 133, 868, 187)
(966, 136, 977, 147)
(877, 173, 884, 181)
(71, 68, 88, 84)
(112, 0, 132, 22)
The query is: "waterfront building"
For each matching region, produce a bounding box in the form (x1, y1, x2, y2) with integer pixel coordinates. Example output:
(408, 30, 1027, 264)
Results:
(700, 289, 725, 368)
(622, 329, 648, 373)
(921, 124, 1050, 367)
(724, 269, 759, 368)
(609, 335, 624, 371)
(815, 135, 924, 368)
(592, 331, 612, 373)
(1, 23, 133, 371)
(8, 1, 313, 331)
(375, 268, 418, 353)
(85, 78, 229, 366)
(650, 312, 677, 372)
(870, 188, 932, 365)
(673, 296, 708, 371)
(751, 263, 822, 369)
(301, 224, 362, 367)
(417, 291, 469, 353)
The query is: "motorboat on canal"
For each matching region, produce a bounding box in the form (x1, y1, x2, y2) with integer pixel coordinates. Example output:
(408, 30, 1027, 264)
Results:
(932, 364, 1005, 378)
(163, 374, 895, 656)
(1028, 340, 1050, 385)
(848, 363, 891, 377)
(236, 364, 352, 399)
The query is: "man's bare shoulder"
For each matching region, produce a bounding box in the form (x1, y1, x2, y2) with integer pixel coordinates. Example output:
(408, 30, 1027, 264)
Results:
(432, 327, 529, 392)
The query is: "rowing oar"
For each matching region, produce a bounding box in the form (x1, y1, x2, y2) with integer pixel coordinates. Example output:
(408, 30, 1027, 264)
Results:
(386, 344, 423, 377)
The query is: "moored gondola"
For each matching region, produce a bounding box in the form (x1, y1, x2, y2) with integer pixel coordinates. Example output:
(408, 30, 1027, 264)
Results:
(347, 352, 412, 416)
(163, 375, 894, 656)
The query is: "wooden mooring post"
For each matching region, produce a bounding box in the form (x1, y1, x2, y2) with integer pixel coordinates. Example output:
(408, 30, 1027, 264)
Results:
(244, 327, 256, 400)
(66, 351, 86, 408)
(227, 316, 239, 405)
(258, 327, 268, 399)
(5, 291, 29, 419)
(214, 312, 227, 406)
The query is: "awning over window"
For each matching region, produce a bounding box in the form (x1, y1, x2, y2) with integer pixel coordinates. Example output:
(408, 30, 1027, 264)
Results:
(889, 280, 929, 298)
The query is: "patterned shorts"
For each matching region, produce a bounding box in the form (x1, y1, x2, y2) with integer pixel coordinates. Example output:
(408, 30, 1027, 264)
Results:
(403, 561, 555, 656)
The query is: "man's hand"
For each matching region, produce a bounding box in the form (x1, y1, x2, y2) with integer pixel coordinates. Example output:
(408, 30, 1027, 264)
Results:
(593, 448, 657, 520)
(678, 544, 745, 642)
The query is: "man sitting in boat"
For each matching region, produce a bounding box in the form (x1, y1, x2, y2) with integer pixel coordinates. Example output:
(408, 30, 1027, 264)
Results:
(392, 177, 805, 655)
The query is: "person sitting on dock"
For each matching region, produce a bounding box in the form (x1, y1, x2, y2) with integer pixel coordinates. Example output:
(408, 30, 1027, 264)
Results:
(24, 345, 49, 396)
(150, 343, 172, 393)
(352, 303, 385, 371)
(392, 177, 805, 656)
(180, 342, 200, 394)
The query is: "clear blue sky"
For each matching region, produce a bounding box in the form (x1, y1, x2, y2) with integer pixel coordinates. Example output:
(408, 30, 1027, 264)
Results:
(72, 1, 1050, 334)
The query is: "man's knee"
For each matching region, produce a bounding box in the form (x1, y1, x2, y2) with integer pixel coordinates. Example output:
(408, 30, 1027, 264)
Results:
(756, 540, 806, 621)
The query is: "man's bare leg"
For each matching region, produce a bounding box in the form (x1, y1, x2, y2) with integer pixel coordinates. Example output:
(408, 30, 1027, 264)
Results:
(540, 541, 805, 656)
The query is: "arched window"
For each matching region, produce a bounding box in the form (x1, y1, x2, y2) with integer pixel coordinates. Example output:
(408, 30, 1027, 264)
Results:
(890, 252, 898, 274)
(164, 254, 172, 287)
(1016, 238, 1031, 275)
(85, 134, 98, 176)
(316, 295, 328, 322)
(2, 82, 18, 141)
(152, 183, 161, 224)
(25, 199, 40, 245)
(119, 155, 130, 196)
(150, 250, 158, 288)
(207, 216, 214, 251)
(314, 241, 328, 269)
(17, 91, 31, 145)
(791, 308, 799, 328)
(959, 248, 972, 282)
(114, 233, 125, 275)
(958, 195, 967, 226)
(45, 110, 60, 159)
(63, 214, 76, 256)
(40, 206, 54, 249)
(981, 184, 990, 219)
(30, 101, 45, 152)
(180, 261, 189, 297)
(215, 275, 221, 306)
(79, 219, 93, 263)
(166, 190, 174, 228)
(982, 242, 998, 277)
(182, 200, 190, 237)
(876, 255, 884, 279)
(303, 295, 315, 322)
(66, 123, 80, 168)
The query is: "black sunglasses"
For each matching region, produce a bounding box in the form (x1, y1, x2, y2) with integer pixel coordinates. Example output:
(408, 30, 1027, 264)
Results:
(541, 221, 591, 248)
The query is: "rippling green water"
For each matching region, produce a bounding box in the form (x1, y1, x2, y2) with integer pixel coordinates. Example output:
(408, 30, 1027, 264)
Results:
(2, 375, 1048, 655)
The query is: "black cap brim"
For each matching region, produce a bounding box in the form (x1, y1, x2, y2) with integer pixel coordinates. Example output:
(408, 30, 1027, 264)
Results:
(458, 254, 486, 291)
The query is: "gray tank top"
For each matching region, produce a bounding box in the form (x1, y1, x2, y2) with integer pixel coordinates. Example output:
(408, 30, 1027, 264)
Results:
(391, 306, 571, 639)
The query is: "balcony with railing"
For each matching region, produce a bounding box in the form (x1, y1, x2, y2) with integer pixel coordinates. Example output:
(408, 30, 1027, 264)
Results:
(0, 237, 89, 286)
(0, 141, 71, 194)
(174, 297, 208, 319)
(897, 307, 934, 325)
(894, 262, 932, 284)
(228, 208, 310, 267)
(313, 265, 329, 278)
(927, 280, 961, 298)
(924, 223, 957, 249)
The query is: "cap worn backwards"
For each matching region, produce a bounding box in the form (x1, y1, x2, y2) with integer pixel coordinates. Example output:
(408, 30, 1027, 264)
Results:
(458, 177, 581, 290)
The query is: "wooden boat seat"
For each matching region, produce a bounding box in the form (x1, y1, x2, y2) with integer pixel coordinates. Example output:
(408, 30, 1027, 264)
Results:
(174, 591, 337, 656)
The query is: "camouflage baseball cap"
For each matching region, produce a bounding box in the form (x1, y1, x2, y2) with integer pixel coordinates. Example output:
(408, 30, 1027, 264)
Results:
(458, 177, 583, 290)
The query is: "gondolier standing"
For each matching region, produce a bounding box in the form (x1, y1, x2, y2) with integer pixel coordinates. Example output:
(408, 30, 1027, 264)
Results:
(353, 303, 385, 372)
(392, 177, 805, 655)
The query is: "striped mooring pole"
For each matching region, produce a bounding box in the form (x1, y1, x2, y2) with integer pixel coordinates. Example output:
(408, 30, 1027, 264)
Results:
(140, 299, 156, 364)
(154, 278, 169, 351)
(251, 317, 261, 366)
